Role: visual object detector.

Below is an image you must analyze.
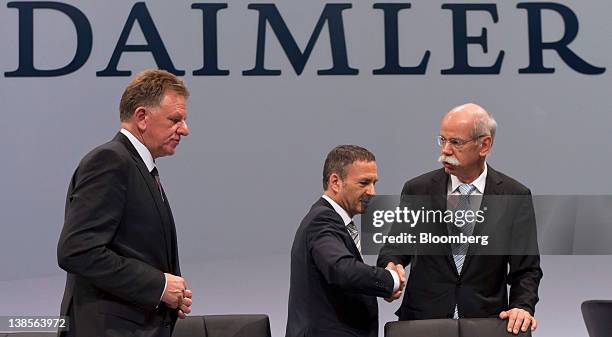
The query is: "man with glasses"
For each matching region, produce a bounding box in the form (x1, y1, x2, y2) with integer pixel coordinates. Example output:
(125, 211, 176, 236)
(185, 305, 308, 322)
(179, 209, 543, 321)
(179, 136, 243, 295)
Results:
(377, 103, 542, 335)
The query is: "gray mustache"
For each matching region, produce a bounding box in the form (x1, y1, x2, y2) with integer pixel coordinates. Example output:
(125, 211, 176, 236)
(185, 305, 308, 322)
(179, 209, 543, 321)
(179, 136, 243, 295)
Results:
(438, 155, 460, 166)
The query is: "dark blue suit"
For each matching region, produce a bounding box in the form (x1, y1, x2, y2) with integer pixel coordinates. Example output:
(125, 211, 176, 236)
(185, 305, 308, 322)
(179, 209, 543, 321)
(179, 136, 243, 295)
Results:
(57, 133, 180, 337)
(286, 198, 395, 337)
(377, 167, 542, 321)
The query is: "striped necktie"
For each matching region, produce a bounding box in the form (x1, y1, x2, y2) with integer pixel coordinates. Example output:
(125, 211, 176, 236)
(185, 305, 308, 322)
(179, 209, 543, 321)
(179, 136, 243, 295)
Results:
(151, 167, 165, 201)
(346, 221, 361, 253)
(451, 183, 476, 318)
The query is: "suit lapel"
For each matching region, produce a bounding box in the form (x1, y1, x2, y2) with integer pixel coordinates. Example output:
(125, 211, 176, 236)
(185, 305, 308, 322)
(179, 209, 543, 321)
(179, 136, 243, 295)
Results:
(317, 198, 363, 262)
(115, 133, 174, 271)
(430, 170, 459, 277)
(461, 166, 504, 274)
(161, 190, 181, 275)
(430, 169, 449, 213)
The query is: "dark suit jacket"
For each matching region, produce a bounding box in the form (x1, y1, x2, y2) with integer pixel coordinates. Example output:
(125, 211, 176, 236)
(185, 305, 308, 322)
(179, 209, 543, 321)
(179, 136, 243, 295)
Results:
(377, 167, 542, 321)
(57, 133, 180, 337)
(286, 198, 395, 337)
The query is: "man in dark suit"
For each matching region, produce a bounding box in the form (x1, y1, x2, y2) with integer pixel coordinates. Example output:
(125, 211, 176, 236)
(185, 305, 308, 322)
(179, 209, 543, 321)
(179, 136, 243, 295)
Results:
(286, 145, 407, 337)
(57, 69, 193, 337)
(378, 103, 543, 335)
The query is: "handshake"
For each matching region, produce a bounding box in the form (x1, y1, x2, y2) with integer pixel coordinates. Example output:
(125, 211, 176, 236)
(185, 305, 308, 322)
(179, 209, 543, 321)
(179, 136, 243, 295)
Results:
(384, 262, 407, 302)
(162, 273, 193, 319)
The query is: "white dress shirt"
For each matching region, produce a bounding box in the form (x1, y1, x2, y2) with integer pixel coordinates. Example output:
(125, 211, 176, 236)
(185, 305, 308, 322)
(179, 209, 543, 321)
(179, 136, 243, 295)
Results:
(447, 162, 488, 212)
(120, 128, 155, 172)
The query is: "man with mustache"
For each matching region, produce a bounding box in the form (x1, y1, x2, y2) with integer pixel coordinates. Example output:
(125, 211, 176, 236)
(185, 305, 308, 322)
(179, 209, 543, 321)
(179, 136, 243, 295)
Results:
(57, 69, 192, 337)
(378, 103, 542, 335)
(286, 145, 407, 337)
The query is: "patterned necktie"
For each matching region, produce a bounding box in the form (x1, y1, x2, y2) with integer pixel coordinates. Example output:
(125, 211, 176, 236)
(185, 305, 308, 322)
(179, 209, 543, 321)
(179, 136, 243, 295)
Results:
(451, 183, 476, 319)
(346, 221, 361, 253)
(151, 167, 165, 201)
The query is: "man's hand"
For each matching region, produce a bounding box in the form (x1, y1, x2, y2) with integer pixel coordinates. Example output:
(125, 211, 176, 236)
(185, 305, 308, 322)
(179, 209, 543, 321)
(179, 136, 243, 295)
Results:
(387, 262, 407, 288)
(162, 273, 187, 309)
(384, 262, 407, 302)
(499, 308, 537, 335)
(177, 289, 193, 319)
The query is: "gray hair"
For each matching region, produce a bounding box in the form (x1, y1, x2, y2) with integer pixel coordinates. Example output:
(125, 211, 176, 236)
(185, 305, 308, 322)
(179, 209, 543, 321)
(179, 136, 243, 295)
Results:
(473, 113, 497, 141)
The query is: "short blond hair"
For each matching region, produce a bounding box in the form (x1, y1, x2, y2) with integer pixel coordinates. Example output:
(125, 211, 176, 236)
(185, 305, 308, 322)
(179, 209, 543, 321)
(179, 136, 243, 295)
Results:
(119, 69, 189, 121)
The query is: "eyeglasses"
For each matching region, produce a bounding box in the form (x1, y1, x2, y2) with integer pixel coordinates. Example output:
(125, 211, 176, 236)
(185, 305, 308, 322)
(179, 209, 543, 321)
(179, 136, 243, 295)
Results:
(436, 135, 486, 149)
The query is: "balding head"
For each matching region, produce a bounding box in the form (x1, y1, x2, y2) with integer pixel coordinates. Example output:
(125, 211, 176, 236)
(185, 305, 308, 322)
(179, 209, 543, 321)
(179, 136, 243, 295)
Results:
(443, 103, 497, 141)
(438, 103, 497, 183)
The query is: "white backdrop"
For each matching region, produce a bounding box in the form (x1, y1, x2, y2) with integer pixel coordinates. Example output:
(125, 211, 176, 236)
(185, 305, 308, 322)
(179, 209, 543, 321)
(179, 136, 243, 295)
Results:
(1, 1, 611, 336)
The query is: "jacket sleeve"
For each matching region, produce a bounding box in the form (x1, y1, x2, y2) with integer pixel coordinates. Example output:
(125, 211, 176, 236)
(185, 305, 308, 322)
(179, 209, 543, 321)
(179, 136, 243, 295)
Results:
(57, 148, 165, 309)
(507, 191, 543, 315)
(308, 208, 394, 298)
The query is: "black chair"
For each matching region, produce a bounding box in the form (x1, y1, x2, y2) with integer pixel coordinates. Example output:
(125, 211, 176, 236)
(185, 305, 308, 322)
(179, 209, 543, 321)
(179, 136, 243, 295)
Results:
(460, 318, 531, 337)
(2, 315, 270, 337)
(2, 333, 55, 337)
(385, 317, 531, 337)
(173, 314, 271, 337)
(385, 318, 457, 337)
(582, 300, 612, 337)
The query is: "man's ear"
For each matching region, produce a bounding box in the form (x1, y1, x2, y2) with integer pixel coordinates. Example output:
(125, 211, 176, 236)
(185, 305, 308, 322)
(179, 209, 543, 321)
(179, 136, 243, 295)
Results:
(328, 173, 342, 194)
(133, 106, 148, 131)
(479, 136, 493, 157)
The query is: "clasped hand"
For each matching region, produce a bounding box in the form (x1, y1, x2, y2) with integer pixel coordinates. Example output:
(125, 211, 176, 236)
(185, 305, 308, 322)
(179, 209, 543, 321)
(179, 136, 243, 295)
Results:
(162, 273, 193, 319)
(384, 262, 407, 302)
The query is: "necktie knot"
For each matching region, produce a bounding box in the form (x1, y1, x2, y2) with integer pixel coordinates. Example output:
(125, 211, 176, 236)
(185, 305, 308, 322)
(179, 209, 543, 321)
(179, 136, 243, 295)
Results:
(346, 221, 357, 233)
(458, 183, 476, 195)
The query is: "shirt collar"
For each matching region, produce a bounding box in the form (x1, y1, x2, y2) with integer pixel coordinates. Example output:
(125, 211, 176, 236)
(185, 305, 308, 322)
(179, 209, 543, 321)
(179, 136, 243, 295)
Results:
(120, 128, 155, 172)
(321, 194, 353, 226)
(450, 162, 488, 194)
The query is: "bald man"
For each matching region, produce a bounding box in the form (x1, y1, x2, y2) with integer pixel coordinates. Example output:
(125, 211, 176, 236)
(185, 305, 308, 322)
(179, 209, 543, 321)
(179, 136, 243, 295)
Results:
(378, 103, 542, 335)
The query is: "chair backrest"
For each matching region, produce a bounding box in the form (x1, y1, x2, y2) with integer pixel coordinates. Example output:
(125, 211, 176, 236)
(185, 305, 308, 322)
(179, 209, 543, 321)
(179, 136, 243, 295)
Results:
(1, 315, 270, 337)
(2, 333, 56, 337)
(385, 319, 458, 337)
(173, 314, 271, 337)
(460, 318, 531, 337)
(204, 315, 271, 337)
(173, 315, 208, 337)
(582, 300, 612, 337)
(385, 318, 532, 337)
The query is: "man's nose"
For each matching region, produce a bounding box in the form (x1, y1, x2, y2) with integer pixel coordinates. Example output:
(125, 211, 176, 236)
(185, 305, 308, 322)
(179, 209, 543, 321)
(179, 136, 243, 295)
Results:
(178, 121, 189, 136)
(441, 142, 453, 155)
(367, 184, 376, 196)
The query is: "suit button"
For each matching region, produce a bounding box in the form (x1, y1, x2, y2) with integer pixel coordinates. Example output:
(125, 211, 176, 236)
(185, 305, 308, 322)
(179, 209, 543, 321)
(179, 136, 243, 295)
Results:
(456, 281, 461, 287)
